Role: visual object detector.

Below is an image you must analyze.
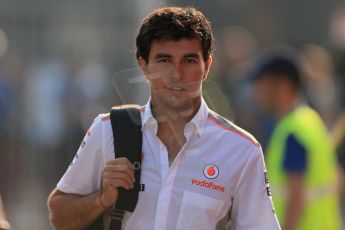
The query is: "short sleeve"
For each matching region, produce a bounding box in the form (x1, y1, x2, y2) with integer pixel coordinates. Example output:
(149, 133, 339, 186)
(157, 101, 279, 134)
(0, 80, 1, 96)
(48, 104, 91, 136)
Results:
(231, 146, 281, 230)
(282, 134, 307, 174)
(57, 116, 106, 195)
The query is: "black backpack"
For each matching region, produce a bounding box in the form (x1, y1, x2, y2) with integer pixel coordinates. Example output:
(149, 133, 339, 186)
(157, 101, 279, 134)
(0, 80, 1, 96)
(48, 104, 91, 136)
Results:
(86, 105, 142, 230)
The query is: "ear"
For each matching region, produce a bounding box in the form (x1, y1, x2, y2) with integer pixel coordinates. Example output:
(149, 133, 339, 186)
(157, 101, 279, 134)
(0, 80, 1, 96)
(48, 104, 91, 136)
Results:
(202, 56, 213, 81)
(138, 57, 149, 77)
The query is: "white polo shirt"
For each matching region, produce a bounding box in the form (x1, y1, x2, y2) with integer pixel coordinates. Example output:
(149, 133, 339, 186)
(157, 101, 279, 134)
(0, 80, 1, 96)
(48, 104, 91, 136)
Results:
(57, 99, 280, 230)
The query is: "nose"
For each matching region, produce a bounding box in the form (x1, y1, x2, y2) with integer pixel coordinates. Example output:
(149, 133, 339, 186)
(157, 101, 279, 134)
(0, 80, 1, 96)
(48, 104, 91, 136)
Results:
(168, 62, 183, 80)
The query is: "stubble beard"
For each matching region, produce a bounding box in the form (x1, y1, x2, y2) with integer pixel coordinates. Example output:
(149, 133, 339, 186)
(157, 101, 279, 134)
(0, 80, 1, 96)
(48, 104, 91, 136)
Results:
(152, 88, 201, 119)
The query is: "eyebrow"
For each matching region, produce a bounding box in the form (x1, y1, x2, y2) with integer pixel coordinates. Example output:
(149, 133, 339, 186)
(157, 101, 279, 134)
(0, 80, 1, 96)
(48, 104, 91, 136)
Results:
(154, 52, 200, 59)
(183, 53, 200, 59)
(154, 53, 171, 60)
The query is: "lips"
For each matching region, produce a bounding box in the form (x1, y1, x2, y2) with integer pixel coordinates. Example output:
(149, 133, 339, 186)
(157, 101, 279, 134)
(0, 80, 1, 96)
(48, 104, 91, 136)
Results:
(166, 85, 187, 91)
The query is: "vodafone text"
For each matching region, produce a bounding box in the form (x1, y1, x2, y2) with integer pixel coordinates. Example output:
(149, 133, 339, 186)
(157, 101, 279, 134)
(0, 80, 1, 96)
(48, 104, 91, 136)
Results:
(191, 179, 225, 192)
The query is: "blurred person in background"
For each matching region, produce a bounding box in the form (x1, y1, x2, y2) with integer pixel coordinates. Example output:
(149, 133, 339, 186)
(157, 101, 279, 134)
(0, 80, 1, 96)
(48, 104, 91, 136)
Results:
(253, 55, 341, 230)
(0, 195, 11, 230)
(300, 44, 341, 129)
(329, 4, 345, 225)
(0, 52, 25, 216)
(24, 60, 71, 186)
(48, 6, 280, 230)
(216, 26, 260, 135)
(0, 64, 17, 195)
(332, 107, 345, 225)
(332, 48, 345, 227)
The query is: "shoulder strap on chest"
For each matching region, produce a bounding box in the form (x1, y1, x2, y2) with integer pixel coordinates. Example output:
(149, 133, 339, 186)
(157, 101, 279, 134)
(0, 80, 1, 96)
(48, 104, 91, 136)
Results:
(86, 105, 142, 230)
(109, 105, 142, 229)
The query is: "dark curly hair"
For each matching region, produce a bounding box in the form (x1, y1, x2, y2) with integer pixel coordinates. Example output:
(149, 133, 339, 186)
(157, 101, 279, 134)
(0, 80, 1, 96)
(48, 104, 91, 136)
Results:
(136, 7, 214, 63)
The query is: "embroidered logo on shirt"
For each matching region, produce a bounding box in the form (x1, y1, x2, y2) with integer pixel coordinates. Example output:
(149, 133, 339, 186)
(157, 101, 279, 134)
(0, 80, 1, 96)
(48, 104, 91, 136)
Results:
(191, 179, 225, 192)
(203, 164, 219, 179)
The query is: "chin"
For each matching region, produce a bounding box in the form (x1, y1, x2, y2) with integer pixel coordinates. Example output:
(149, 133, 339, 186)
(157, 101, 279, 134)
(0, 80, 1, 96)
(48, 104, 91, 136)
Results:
(153, 89, 201, 111)
(162, 96, 194, 111)
(171, 98, 193, 110)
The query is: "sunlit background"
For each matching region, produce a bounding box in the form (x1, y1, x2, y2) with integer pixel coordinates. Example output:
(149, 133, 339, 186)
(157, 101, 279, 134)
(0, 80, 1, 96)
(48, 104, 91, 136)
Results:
(0, 0, 345, 229)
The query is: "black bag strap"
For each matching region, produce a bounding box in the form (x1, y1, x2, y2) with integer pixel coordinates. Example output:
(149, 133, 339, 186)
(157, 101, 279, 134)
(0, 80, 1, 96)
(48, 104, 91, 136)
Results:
(86, 105, 142, 230)
(109, 105, 142, 230)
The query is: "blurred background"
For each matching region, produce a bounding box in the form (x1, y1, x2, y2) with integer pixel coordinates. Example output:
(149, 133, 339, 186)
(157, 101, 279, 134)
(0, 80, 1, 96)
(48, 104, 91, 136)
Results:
(0, 0, 345, 229)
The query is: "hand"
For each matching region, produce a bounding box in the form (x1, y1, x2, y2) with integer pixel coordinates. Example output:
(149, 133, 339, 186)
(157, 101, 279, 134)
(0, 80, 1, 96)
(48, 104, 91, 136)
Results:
(100, 157, 135, 208)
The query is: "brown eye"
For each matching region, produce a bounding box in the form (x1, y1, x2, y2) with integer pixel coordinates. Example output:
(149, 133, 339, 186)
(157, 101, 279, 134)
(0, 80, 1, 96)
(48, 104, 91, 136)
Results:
(158, 58, 170, 63)
(185, 58, 197, 63)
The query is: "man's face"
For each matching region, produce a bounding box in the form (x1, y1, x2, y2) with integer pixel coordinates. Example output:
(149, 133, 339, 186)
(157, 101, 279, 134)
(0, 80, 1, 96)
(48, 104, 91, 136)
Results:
(139, 38, 212, 112)
(254, 73, 277, 113)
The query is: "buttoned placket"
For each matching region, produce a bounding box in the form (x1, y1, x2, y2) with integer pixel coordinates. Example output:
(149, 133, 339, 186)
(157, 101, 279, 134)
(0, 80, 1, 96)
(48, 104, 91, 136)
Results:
(154, 122, 197, 230)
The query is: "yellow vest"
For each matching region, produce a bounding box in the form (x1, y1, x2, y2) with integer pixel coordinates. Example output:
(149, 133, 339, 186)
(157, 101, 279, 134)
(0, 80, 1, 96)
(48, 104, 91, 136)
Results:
(266, 106, 341, 230)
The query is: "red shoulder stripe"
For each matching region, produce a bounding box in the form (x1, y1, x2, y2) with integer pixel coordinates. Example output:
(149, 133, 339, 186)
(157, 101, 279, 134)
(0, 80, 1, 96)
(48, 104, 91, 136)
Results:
(101, 117, 111, 122)
(208, 115, 260, 148)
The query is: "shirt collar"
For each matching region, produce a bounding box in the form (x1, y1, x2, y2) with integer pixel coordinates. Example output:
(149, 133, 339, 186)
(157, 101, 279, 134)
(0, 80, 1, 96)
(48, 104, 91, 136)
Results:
(141, 97, 209, 137)
(188, 98, 209, 137)
(141, 98, 157, 129)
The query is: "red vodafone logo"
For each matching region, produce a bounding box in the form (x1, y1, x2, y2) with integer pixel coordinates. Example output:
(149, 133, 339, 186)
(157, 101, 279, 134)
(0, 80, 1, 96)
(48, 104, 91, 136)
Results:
(203, 164, 219, 179)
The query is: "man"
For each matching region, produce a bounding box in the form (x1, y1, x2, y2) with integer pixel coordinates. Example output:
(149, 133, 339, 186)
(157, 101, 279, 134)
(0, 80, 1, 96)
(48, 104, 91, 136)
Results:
(48, 7, 280, 229)
(253, 55, 341, 230)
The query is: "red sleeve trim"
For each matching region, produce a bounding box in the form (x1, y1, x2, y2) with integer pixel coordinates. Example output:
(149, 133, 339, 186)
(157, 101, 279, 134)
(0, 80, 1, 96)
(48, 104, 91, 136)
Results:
(208, 115, 260, 148)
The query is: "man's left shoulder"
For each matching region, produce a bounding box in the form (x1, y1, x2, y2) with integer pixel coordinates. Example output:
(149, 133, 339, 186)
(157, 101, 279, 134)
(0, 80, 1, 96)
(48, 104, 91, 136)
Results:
(207, 110, 261, 148)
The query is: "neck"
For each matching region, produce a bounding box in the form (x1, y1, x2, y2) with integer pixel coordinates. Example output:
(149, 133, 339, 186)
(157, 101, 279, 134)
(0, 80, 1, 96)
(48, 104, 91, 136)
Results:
(151, 97, 201, 124)
(151, 97, 202, 136)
